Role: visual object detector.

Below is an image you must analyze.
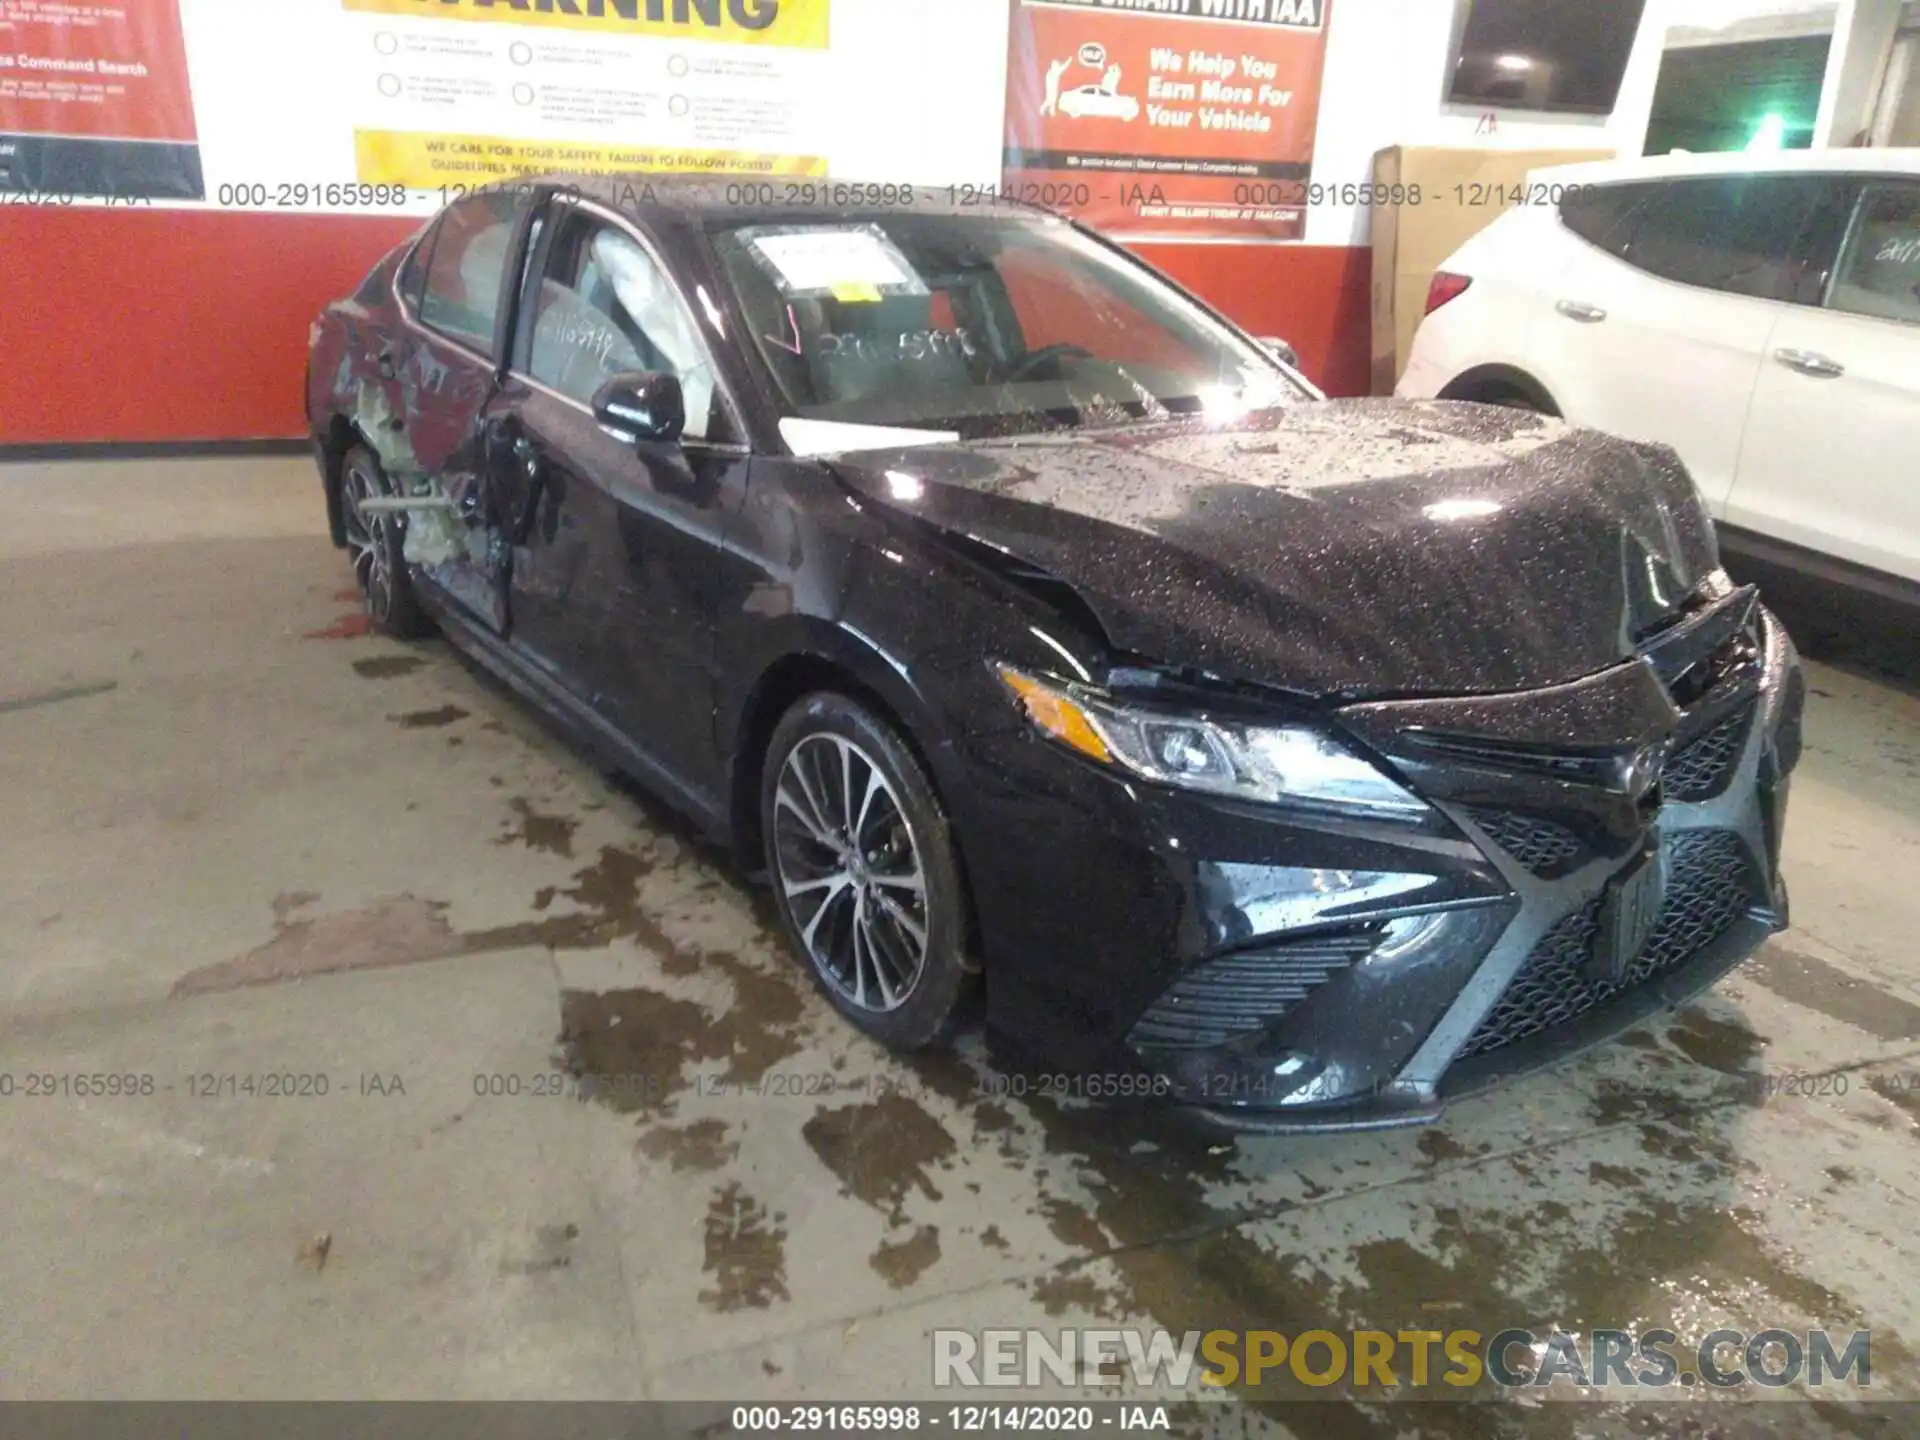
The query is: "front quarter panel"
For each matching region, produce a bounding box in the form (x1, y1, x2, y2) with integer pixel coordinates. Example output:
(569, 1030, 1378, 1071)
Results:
(306, 246, 418, 542)
(713, 456, 1111, 862)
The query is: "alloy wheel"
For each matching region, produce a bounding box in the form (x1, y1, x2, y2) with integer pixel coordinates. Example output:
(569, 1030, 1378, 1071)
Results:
(772, 733, 930, 1013)
(340, 454, 396, 622)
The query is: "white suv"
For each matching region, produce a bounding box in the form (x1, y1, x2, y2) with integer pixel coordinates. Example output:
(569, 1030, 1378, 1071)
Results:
(1398, 149, 1920, 603)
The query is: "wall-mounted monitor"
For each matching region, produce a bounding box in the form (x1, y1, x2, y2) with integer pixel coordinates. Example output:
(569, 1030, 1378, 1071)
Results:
(1447, 0, 1651, 116)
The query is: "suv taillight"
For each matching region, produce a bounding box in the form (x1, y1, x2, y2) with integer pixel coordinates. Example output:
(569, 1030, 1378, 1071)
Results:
(1425, 272, 1472, 315)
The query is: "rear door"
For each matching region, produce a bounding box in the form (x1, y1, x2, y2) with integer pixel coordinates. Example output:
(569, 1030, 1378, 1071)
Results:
(1527, 173, 1840, 514)
(486, 196, 753, 796)
(388, 187, 532, 629)
(1728, 178, 1920, 582)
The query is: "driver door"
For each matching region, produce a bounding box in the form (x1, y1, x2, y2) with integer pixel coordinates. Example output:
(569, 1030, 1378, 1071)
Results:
(383, 188, 531, 631)
(486, 198, 752, 797)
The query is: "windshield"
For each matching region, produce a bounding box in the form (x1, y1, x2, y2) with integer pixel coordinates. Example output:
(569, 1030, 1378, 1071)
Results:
(708, 213, 1305, 444)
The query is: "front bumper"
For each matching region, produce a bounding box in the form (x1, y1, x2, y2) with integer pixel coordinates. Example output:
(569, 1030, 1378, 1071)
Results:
(948, 595, 1802, 1135)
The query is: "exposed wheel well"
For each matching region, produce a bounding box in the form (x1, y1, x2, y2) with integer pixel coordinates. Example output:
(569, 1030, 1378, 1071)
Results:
(317, 415, 361, 547)
(729, 653, 983, 967)
(1438, 366, 1562, 417)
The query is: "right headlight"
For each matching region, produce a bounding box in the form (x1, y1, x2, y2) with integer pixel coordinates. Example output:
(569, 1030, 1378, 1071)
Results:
(995, 665, 1426, 819)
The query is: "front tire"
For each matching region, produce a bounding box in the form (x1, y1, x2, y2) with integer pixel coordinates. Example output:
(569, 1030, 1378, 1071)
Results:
(339, 443, 431, 638)
(761, 692, 972, 1050)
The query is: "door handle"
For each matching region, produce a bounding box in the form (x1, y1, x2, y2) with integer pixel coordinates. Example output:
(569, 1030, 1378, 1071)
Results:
(1555, 299, 1608, 323)
(1774, 348, 1845, 379)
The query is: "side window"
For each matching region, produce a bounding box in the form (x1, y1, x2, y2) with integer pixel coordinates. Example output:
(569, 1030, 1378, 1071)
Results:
(1619, 176, 1832, 302)
(1559, 181, 1657, 256)
(1828, 182, 1920, 324)
(524, 209, 723, 441)
(418, 192, 521, 356)
(397, 223, 435, 312)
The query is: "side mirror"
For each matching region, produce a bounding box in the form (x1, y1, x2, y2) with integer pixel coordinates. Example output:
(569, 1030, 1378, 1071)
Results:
(591, 371, 685, 444)
(1256, 336, 1300, 370)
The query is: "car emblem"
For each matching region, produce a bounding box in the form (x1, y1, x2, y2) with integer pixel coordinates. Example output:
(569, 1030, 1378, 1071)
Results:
(1614, 741, 1666, 800)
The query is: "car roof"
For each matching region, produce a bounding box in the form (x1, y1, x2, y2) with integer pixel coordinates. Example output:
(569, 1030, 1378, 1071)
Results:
(505, 172, 1062, 225)
(1529, 147, 1920, 187)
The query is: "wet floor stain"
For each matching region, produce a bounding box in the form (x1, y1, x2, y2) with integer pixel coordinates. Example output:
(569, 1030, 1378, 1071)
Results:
(1585, 1160, 1641, 1189)
(389, 704, 469, 729)
(501, 1222, 578, 1275)
(801, 1092, 957, 1228)
(1036, 1193, 1107, 1253)
(1416, 1128, 1470, 1164)
(1665, 1004, 1766, 1075)
(1032, 1271, 1128, 1321)
(638, 1118, 739, 1173)
(556, 953, 807, 1119)
(699, 1182, 789, 1312)
(1868, 1075, 1920, 1128)
(868, 1223, 941, 1289)
(495, 798, 579, 859)
(559, 987, 731, 1119)
(1745, 942, 1920, 1042)
(877, 1035, 1915, 1433)
(351, 655, 425, 678)
(466, 843, 661, 953)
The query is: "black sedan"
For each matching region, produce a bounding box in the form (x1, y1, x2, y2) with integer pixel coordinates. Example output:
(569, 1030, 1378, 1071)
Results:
(306, 176, 1803, 1133)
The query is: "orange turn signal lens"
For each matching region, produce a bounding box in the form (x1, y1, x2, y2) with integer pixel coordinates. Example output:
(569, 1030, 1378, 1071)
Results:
(996, 666, 1112, 764)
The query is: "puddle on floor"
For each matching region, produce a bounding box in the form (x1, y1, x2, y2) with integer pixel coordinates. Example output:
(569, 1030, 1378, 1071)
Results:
(352, 655, 425, 678)
(869, 1223, 941, 1289)
(700, 1181, 789, 1312)
(389, 704, 469, 729)
(802, 1091, 958, 1227)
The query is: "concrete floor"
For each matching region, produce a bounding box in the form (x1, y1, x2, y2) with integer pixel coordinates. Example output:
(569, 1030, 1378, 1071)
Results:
(2, 456, 1918, 1435)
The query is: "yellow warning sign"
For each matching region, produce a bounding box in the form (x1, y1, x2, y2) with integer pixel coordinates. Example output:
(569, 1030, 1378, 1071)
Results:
(354, 130, 828, 187)
(341, 0, 829, 50)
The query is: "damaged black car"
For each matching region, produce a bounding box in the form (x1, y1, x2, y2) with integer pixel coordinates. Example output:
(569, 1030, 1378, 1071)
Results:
(307, 177, 1804, 1134)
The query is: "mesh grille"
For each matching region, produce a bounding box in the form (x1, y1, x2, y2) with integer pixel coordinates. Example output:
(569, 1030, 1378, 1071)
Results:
(1466, 808, 1585, 876)
(1131, 930, 1381, 1052)
(1666, 705, 1754, 803)
(1456, 830, 1757, 1061)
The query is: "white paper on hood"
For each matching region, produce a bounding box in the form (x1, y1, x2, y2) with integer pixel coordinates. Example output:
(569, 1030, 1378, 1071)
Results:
(779, 417, 960, 457)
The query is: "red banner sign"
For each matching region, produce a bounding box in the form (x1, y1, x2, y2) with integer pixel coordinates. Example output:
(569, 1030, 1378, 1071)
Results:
(1003, 0, 1333, 241)
(0, 0, 203, 197)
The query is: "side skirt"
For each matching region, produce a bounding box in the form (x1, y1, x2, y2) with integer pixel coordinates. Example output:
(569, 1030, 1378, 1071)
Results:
(418, 584, 732, 844)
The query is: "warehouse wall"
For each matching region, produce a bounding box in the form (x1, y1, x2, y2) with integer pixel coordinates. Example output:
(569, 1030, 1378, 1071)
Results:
(0, 0, 1671, 446)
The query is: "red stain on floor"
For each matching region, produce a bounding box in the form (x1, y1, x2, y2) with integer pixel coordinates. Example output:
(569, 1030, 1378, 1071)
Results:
(333, 588, 363, 603)
(306, 612, 372, 640)
(172, 896, 465, 997)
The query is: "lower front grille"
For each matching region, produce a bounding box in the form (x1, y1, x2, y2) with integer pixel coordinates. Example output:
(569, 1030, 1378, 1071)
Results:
(1131, 929, 1381, 1052)
(1466, 807, 1585, 876)
(1455, 830, 1758, 1062)
(1666, 704, 1754, 802)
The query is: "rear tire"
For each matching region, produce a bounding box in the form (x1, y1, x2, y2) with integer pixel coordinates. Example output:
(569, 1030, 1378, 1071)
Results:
(761, 692, 972, 1050)
(339, 443, 432, 639)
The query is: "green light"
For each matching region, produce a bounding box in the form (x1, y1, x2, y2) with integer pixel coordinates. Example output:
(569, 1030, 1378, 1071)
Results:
(1746, 113, 1787, 152)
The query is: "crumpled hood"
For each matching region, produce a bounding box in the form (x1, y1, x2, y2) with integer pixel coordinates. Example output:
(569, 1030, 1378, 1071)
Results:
(832, 398, 1720, 698)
